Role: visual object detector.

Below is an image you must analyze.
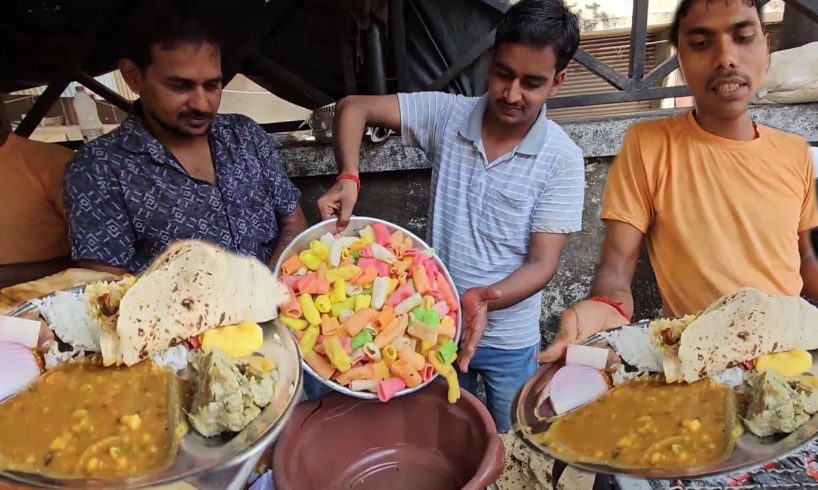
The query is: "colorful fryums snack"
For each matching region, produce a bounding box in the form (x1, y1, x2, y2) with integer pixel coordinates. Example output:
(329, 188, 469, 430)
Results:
(279, 224, 461, 402)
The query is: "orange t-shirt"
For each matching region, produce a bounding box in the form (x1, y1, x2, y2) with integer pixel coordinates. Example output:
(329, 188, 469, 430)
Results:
(0, 134, 74, 265)
(602, 112, 818, 317)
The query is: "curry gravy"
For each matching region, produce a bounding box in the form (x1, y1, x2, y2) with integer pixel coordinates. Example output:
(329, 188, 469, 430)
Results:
(538, 378, 740, 469)
(0, 359, 185, 477)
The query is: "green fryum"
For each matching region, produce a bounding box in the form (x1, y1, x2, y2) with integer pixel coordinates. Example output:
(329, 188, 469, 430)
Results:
(352, 250, 361, 261)
(411, 306, 440, 326)
(437, 339, 458, 365)
(351, 330, 373, 350)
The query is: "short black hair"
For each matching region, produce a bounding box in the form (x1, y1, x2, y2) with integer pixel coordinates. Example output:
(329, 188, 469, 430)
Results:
(494, 0, 580, 72)
(670, 0, 764, 48)
(121, 1, 222, 71)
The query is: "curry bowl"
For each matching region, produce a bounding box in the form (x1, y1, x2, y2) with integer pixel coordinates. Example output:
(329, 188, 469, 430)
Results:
(0, 293, 303, 489)
(512, 322, 818, 480)
(273, 217, 462, 401)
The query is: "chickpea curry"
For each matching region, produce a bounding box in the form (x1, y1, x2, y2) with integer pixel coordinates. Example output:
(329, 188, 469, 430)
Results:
(0, 358, 185, 477)
(537, 378, 741, 469)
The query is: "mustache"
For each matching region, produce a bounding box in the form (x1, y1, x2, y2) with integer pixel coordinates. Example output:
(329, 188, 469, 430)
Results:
(497, 100, 524, 110)
(179, 109, 213, 120)
(707, 68, 750, 87)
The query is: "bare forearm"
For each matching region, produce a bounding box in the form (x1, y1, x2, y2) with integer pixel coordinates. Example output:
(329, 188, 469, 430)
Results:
(588, 267, 635, 317)
(269, 205, 308, 269)
(332, 98, 369, 175)
(0, 256, 75, 289)
(801, 256, 818, 301)
(487, 260, 559, 312)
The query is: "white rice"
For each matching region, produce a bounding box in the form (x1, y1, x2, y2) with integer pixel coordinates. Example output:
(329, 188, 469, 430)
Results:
(603, 325, 664, 373)
(34, 291, 100, 352)
(151, 345, 189, 372)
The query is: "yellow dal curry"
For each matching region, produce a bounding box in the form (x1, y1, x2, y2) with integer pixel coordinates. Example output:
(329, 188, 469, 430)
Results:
(0, 359, 185, 477)
(538, 378, 741, 469)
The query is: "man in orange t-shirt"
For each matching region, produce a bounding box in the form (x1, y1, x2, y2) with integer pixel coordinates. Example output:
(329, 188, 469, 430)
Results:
(0, 105, 75, 288)
(540, 0, 818, 361)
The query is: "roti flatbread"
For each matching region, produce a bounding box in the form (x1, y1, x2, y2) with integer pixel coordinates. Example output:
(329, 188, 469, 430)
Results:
(0, 269, 115, 313)
(664, 288, 818, 383)
(101, 240, 289, 366)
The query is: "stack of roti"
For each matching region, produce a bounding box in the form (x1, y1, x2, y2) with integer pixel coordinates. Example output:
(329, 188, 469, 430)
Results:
(91, 240, 289, 366)
(661, 288, 818, 383)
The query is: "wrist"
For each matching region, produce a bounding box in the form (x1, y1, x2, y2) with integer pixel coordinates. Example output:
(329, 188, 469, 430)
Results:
(336, 172, 361, 192)
(586, 296, 631, 322)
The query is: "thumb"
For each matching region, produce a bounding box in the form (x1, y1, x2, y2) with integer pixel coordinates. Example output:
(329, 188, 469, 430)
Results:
(536, 337, 568, 364)
(336, 191, 357, 233)
(458, 348, 474, 373)
(480, 288, 502, 302)
(536, 308, 578, 364)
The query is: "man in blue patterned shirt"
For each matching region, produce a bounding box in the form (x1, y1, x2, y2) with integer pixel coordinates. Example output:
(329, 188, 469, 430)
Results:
(64, 9, 306, 274)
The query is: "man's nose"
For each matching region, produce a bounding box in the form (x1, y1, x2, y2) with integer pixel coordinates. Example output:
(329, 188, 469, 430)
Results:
(187, 87, 210, 112)
(714, 35, 739, 70)
(504, 79, 523, 104)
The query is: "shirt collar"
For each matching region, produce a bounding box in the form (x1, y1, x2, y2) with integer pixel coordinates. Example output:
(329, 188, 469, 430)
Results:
(458, 93, 550, 157)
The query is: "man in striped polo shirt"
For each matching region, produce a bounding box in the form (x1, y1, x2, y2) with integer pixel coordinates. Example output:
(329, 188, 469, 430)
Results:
(318, 0, 584, 431)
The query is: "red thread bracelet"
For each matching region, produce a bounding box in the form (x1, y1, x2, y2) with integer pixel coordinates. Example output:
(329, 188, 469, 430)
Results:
(587, 296, 632, 322)
(336, 173, 361, 192)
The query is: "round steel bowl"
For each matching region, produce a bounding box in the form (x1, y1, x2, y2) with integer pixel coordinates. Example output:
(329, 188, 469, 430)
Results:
(273, 217, 462, 400)
(0, 289, 303, 489)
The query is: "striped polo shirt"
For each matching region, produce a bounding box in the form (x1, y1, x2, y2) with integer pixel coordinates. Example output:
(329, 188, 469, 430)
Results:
(398, 92, 585, 349)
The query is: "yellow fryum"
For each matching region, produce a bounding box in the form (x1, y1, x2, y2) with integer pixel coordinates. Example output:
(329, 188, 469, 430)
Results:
(309, 240, 330, 261)
(382, 345, 398, 366)
(330, 279, 347, 303)
(323, 336, 352, 372)
(755, 349, 813, 377)
(300, 325, 320, 354)
(201, 321, 264, 358)
(281, 316, 309, 331)
(428, 351, 460, 404)
(314, 294, 332, 313)
(355, 294, 372, 311)
(299, 294, 321, 325)
(325, 265, 361, 283)
(299, 250, 322, 270)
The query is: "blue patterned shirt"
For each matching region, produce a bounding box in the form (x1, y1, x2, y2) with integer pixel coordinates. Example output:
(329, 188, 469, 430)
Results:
(64, 112, 301, 272)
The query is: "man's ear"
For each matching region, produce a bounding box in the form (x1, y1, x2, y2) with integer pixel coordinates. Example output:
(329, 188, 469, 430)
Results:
(118, 59, 144, 95)
(548, 69, 568, 97)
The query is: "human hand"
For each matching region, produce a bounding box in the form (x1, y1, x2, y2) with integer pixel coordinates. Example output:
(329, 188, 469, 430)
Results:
(457, 287, 502, 373)
(317, 179, 359, 232)
(537, 299, 630, 363)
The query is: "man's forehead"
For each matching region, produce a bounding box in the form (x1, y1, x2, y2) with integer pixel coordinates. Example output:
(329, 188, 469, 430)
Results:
(681, 0, 761, 31)
(149, 42, 220, 68)
(494, 43, 557, 75)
